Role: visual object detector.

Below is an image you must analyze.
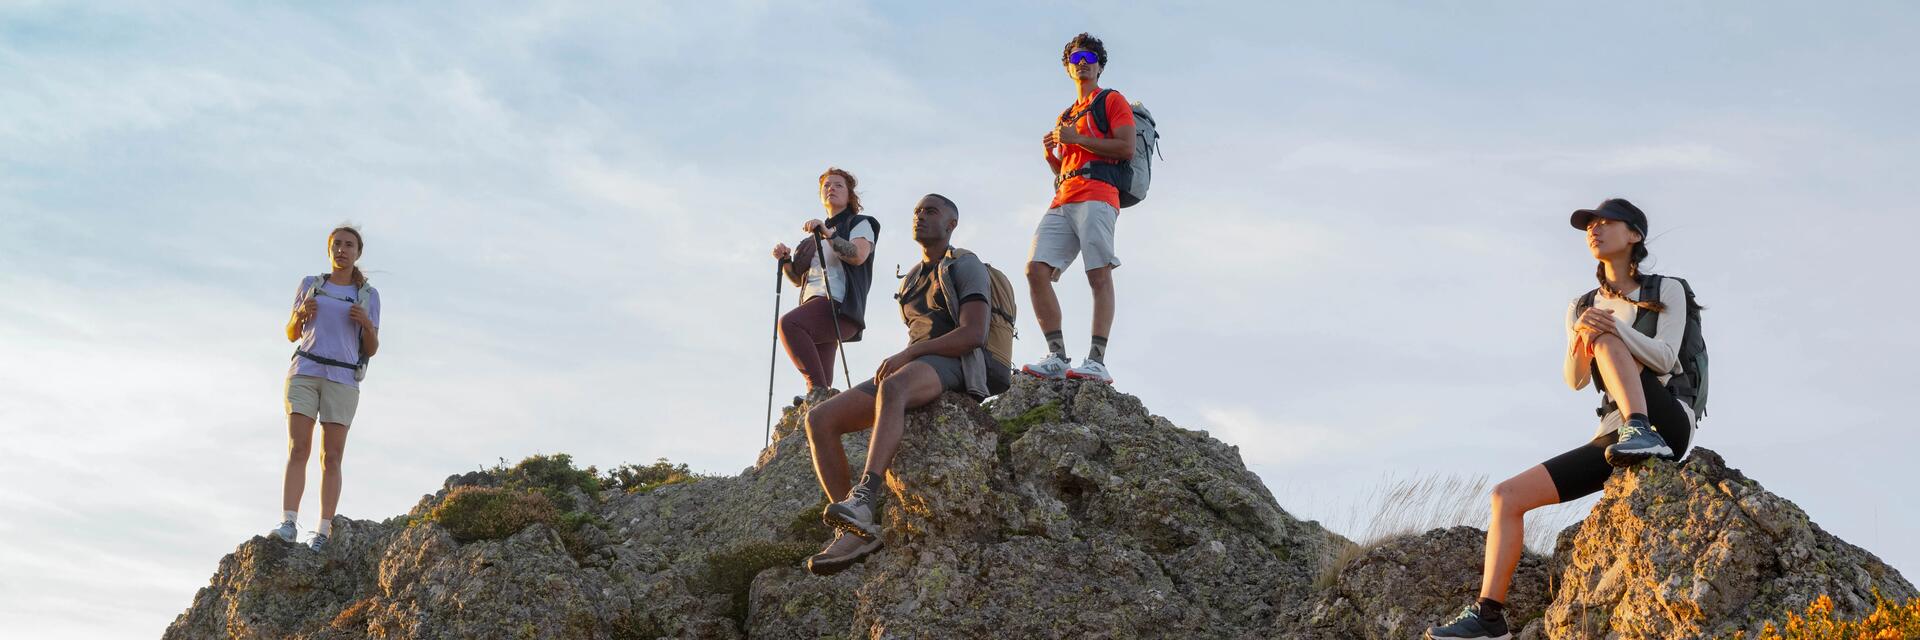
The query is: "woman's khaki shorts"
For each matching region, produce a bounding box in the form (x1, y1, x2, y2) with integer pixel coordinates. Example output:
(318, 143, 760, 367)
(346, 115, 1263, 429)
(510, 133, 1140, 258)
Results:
(286, 375, 361, 426)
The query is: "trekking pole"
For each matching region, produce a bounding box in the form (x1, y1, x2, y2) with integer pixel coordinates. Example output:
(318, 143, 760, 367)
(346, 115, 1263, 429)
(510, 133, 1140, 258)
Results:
(765, 257, 788, 449)
(813, 229, 855, 390)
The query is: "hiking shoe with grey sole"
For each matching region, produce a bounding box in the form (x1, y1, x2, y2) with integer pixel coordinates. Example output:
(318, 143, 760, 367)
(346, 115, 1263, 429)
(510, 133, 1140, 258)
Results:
(805, 529, 882, 576)
(1425, 604, 1510, 639)
(271, 520, 298, 543)
(823, 485, 880, 539)
(1605, 421, 1672, 468)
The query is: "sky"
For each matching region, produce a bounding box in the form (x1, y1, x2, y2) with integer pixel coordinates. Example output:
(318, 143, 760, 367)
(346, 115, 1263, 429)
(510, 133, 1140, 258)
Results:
(3, 1, 1917, 637)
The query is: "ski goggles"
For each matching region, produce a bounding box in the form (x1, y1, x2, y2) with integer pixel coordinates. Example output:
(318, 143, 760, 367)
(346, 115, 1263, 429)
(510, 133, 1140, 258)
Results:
(1068, 51, 1098, 66)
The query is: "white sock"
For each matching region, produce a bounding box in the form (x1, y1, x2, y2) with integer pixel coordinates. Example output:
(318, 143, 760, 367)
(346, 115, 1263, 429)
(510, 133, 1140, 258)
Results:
(283, 510, 298, 525)
(317, 518, 333, 537)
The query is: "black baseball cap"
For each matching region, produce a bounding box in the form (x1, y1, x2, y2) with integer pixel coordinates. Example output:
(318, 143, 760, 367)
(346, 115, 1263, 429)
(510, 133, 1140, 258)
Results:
(1570, 198, 1648, 235)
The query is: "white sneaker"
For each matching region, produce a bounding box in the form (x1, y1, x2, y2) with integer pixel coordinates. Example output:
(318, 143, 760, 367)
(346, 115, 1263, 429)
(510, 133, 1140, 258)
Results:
(271, 520, 298, 543)
(1022, 353, 1072, 380)
(1066, 360, 1113, 384)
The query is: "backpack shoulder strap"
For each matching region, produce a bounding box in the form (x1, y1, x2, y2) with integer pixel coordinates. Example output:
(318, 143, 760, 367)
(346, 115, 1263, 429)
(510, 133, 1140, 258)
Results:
(1088, 88, 1116, 137)
(1633, 274, 1663, 337)
(1577, 288, 1599, 310)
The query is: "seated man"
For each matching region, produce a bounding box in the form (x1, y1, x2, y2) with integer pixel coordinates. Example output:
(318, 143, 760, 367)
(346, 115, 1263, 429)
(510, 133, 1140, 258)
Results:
(801, 193, 1013, 576)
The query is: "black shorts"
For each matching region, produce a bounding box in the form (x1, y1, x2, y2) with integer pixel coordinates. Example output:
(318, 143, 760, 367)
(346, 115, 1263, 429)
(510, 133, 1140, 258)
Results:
(853, 354, 1012, 400)
(1541, 369, 1695, 502)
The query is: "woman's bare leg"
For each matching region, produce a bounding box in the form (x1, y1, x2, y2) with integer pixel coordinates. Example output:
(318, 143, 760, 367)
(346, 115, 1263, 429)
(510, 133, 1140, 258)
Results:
(282, 413, 317, 512)
(1480, 464, 1560, 602)
(317, 422, 350, 522)
(1591, 333, 1646, 416)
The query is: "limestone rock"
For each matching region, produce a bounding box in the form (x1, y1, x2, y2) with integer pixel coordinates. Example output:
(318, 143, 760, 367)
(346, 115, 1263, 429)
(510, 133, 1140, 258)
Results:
(1280, 525, 1552, 639)
(1540, 448, 1916, 639)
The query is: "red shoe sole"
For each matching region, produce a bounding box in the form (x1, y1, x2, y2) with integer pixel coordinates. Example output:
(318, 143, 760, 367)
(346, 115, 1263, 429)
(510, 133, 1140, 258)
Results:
(1064, 371, 1113, 384)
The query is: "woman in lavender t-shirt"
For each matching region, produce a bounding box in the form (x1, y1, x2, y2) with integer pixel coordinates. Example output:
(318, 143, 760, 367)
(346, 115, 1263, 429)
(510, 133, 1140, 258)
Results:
(271, 226, 381, 552)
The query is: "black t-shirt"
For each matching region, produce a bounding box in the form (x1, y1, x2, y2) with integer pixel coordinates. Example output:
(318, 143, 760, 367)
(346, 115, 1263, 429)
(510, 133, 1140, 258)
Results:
(899, 252, 991, 346)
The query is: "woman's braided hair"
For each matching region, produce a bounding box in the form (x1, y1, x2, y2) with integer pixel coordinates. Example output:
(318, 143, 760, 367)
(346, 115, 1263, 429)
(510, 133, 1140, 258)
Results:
(1595, 237, 1665, 313)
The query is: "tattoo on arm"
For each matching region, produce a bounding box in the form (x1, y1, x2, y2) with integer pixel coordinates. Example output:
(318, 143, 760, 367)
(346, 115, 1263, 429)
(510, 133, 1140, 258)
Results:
(830, 237, 858, 260)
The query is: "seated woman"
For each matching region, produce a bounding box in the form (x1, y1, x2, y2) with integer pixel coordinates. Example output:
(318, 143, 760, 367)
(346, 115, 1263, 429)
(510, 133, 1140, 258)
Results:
(1427, 199, 1702, 640)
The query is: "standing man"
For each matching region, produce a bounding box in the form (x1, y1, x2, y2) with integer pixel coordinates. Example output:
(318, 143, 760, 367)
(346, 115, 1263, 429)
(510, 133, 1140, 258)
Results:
(800, 194, 1012, 575)
(1022, 33, 1135, 384)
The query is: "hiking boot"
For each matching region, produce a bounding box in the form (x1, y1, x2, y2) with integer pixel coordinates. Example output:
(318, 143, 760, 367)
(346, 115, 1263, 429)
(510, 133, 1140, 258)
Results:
(793, 387, 838, 407)
(308, 532, 330, 553)
(1425, 604, 1510, 639)
(805, 529, 882, 576)
(823, 483, 881, 538)
(271, 520, 298, 543)
(1022, 353, 1071, 380)
(1065, 359, 1113, 384)
(1604, 420, 1672, 468)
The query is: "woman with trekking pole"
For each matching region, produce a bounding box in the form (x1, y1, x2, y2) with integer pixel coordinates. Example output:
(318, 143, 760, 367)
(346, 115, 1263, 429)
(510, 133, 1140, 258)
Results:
(1425, 198, 1707, 640)
(272, 225, 381, 553)
(768, 167, 881, 404)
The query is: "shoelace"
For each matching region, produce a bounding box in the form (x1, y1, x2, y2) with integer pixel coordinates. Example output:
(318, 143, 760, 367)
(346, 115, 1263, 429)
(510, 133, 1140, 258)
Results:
(1447, 606, 1478, 624)
(1619, 421, 1647, 439)
(848, 484, 876, 503)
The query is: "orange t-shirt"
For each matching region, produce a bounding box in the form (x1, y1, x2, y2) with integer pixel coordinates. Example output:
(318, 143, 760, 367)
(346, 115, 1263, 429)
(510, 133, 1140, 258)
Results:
(1051, 89, 1135, 210)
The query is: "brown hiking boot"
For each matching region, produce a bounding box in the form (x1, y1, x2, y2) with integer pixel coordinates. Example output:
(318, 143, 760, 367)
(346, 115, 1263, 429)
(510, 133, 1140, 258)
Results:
(805, 529, 881, 576)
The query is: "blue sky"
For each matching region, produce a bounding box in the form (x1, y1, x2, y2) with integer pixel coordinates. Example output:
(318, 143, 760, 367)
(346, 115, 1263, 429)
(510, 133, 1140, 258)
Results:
(3, 2, 1917, 637)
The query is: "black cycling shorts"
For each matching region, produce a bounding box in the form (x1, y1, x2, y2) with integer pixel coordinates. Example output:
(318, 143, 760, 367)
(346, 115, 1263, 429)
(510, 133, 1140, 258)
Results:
(1541, 369, 1695, 502)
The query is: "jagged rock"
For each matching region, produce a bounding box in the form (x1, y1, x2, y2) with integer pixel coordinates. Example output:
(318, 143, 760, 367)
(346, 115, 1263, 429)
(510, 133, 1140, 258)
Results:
(755, 378, 1349, 638)
(1278, 525, 1552, 639)
(1540, 448, 1917, 639)
(167, 381, 1912, 639)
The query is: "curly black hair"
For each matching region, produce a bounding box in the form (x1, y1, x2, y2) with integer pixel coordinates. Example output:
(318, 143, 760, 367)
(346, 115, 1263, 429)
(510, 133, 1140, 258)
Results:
(1060, 32, 1108, 67)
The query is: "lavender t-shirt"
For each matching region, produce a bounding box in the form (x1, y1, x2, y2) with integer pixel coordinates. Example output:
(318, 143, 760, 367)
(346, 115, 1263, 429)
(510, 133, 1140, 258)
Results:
(287, 276, 381, 388)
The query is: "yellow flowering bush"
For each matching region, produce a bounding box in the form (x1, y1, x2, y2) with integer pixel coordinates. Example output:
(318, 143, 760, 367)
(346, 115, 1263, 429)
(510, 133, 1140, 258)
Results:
(1729, 592, 1920, 640)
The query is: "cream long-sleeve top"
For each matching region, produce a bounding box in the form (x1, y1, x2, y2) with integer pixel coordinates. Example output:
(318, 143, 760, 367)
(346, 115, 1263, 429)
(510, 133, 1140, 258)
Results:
(1564, 279, 1688, 391)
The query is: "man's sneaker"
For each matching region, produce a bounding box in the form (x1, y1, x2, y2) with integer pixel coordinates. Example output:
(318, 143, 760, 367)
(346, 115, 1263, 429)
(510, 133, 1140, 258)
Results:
(823, 484, 881, 538)
(308, 532, 330, 553)
(1065, 359, 1113, 384)
(1425, 604, 1510, 639)
(805, 529, 882, 576)
(271, 520, 298, 543)
(1021, 353, 1071, 380)
(1604, 420, 1673, 468)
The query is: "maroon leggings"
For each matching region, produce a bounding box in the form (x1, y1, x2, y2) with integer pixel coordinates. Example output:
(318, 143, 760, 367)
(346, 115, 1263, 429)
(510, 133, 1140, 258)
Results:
(780, 296, 858, 390)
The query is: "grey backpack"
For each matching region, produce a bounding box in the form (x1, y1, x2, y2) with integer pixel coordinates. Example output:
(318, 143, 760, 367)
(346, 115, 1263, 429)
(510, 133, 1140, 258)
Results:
(1058, 88, 1160, 208)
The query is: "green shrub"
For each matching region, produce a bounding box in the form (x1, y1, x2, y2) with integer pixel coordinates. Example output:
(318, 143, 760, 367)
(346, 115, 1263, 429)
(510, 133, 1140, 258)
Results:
(1000, 401, 1062, 440)
(698, 540, 818, 626)
(425, 486, 561, 543)
(494, 453, 602, 510)
(604, 458, 698, 494)
(785, 499, 833, 541)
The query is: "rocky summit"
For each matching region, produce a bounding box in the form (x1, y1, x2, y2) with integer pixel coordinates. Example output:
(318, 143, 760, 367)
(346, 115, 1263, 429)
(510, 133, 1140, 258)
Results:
(167, 378, 1911, 639)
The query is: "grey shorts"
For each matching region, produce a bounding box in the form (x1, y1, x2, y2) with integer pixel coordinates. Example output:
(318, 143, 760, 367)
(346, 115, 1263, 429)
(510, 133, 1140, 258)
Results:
(286, 375, 360, 426)
(1027, 200, 1121, 280)
(854, 354, 1013, 400)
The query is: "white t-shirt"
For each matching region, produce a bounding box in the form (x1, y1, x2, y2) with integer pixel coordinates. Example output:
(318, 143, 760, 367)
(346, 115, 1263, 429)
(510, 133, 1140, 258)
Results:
(801, 219, 877, 303)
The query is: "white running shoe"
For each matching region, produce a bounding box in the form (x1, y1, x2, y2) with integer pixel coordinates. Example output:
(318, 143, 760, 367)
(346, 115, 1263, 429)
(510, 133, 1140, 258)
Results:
(1066, 359, 1113, 384)
(272, 520, 298, 543)
(1022, 353, 1072, 380)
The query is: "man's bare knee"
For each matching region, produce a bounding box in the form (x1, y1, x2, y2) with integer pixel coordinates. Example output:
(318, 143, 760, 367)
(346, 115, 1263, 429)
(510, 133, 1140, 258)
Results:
(1026, 261, 1055, 285)
(1086, 266, 1113, 288)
